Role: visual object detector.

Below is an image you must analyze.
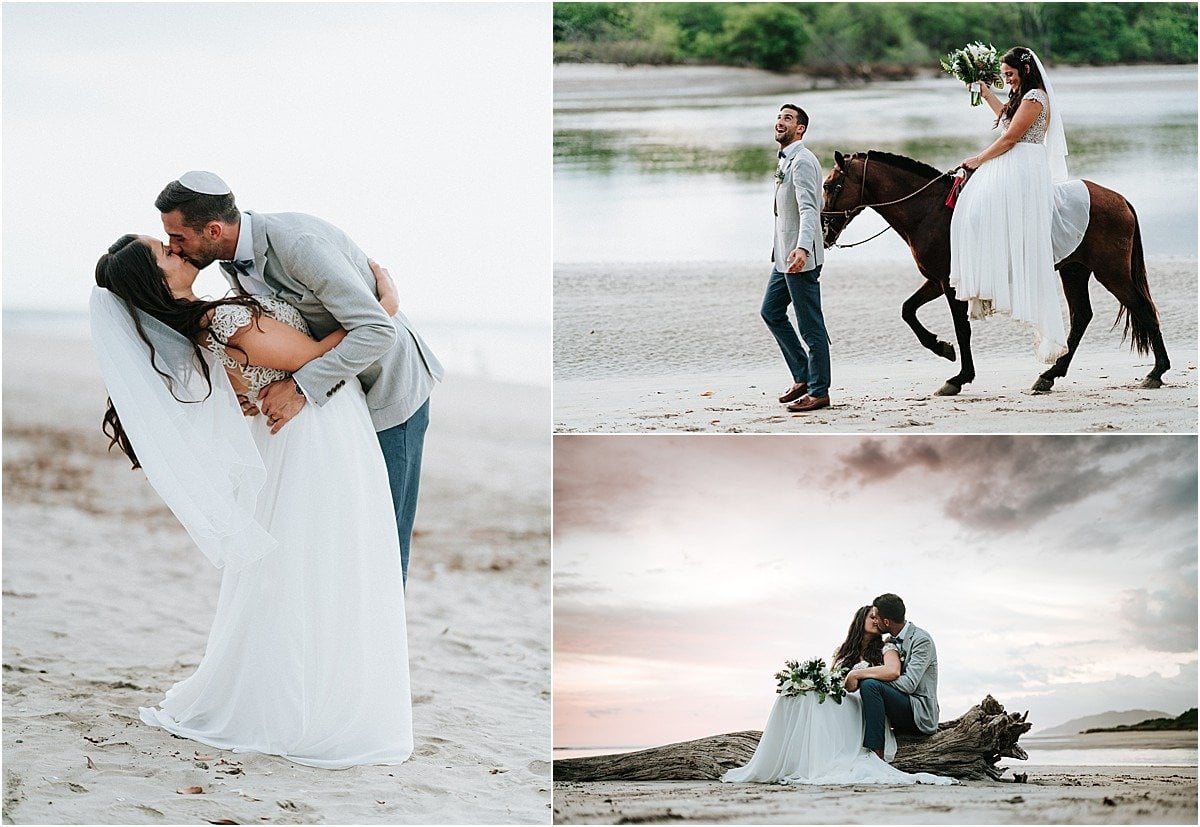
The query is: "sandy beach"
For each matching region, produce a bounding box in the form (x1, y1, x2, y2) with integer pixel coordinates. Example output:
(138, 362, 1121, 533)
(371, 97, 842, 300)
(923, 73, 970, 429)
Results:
(554, 258, 1197, 433)
(2, 331, 550, 824)
(554, 765, 1198, 824)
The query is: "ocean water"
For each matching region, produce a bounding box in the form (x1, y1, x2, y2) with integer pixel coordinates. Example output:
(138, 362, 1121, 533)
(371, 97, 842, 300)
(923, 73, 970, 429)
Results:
(4, 309, 549, 388)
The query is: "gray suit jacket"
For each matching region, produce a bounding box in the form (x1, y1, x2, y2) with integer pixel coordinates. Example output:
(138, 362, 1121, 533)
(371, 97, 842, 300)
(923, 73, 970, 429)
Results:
(773, 141, 825, 273)
(891, 623, 940, 734)
(237, 211, 443, 431)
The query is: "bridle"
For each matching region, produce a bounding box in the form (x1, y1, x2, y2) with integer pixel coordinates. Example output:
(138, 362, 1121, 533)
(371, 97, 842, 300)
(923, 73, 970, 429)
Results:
(821, 152, 956, 248)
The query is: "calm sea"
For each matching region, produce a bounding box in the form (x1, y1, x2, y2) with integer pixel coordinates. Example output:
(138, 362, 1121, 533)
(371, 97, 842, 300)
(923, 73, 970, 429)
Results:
(3, 308, 549, 388)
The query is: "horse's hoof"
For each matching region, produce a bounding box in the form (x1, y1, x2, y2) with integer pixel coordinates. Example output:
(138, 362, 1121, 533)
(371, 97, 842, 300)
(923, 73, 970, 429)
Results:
(1140, 376, 1163, 389)
(934, 382, 961, 397)
(1031, 377, 1055, 393)
(934, 341, 956, 362)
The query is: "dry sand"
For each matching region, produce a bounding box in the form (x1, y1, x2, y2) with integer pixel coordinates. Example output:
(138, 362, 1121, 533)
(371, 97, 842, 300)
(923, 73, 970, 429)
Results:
(2, 332, 550, 824)
(553, 258, 1197, 434)
(553, 766, 1198, 824)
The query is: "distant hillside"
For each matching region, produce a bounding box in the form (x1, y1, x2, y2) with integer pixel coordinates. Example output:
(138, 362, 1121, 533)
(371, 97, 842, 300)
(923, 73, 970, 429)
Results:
(1086, 708, 1197, 733)
(1039, 709, 1171, 736)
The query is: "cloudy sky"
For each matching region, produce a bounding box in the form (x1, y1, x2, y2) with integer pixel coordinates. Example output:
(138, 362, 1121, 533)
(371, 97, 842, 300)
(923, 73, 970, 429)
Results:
(3, 3, 549, 332)
(554, 435, 1198, 748)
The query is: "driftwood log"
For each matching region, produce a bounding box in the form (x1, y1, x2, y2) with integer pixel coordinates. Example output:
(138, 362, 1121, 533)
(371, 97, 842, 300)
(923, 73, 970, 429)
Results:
(556, 695, 1030, 782)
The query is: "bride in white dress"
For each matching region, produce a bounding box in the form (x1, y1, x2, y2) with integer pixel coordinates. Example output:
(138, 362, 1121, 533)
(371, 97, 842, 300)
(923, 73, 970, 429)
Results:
(949, 45, 1070, 364)
(721, 606, 953, 785)
(92, 234, 412, 768)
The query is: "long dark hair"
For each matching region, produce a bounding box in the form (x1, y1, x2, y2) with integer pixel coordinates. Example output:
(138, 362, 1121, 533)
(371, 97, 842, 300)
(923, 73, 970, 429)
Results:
(997, 46, 1047, 127)
(831, 605, 884, 671)
(94, 234, 262, 468)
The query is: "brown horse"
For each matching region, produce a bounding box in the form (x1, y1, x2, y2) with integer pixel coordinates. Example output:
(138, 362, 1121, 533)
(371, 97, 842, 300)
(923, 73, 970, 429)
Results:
(821, 150, 1169, 395)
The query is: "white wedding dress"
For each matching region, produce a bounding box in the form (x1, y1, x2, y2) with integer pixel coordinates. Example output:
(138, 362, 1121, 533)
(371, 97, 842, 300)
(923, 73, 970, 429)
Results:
(721, 650, 954, 786)
(138, 298, 413, 768)
(949, 87, 1070, 364)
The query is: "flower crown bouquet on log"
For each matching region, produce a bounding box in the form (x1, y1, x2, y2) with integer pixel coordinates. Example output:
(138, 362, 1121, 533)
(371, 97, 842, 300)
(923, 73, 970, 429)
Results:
(941, 41, 1003, 106)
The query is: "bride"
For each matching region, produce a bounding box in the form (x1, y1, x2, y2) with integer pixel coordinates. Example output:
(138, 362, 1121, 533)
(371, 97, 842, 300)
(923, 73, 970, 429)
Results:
(720, 606, 953, 785)
(93, 234, 412, 768)
(949, 45, 1071, 364)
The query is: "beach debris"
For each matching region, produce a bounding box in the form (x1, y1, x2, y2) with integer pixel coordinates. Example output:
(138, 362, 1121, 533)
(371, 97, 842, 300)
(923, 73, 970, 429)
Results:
(1006, 796, 1025, 803)
(1103, 797, 1117, 806)
(194, 752, 214, 761)
(85, 756, 97, 770)
(176, 786, 205, 795)
(195, 761, 210, 769)
(277, 800, 299, 811)
(1013, 772, 1028, 783)
(700, 391, 714, 397)
(490, 768, 508, 774)
(206, 821, 240, 825)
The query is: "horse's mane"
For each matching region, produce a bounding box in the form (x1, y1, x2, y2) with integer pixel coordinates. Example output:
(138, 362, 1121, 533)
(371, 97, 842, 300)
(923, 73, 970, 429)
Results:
(853, 151, 944, 181)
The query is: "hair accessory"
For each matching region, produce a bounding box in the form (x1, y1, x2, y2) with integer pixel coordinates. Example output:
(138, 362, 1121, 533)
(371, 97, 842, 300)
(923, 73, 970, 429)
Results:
(178, 170, 232, 196)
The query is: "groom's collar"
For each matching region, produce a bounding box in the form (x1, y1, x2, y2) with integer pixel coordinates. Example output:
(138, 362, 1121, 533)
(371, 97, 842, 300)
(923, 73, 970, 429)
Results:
(230, 211, 255, 264)
(778, 140, 805, 161)
(893, 621, 912, 642)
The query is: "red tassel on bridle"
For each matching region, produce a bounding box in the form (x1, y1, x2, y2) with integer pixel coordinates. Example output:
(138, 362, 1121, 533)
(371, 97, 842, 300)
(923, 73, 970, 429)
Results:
(945, 169, 968, 208)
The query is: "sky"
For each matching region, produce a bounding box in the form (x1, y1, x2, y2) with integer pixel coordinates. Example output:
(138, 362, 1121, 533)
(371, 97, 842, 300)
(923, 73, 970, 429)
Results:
(554, 434, 1198, 748)
(2, 3, 550, 332)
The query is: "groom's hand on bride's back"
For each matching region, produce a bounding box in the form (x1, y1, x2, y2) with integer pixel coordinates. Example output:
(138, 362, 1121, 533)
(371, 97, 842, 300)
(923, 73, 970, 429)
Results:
(258, 378, 306, 434)
(237, 394, 261, 417)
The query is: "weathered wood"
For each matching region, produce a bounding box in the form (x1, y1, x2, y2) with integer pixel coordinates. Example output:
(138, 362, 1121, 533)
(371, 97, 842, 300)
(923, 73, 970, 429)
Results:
(554, 731, 761, 782)
(555, 695, 1030, 782)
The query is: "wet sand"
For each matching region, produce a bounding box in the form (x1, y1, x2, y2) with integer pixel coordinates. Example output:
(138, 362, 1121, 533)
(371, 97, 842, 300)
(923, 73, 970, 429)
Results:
(554, 766, 1198, 824)
(554, 258, 1197, 433)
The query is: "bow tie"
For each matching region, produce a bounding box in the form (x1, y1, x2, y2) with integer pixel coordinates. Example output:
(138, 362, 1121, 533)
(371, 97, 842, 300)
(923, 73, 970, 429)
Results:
(778, 150, 786, 159)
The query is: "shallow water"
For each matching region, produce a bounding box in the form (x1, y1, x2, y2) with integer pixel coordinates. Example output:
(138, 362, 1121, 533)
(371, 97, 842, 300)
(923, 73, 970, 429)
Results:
(555, 64, 1198, 264)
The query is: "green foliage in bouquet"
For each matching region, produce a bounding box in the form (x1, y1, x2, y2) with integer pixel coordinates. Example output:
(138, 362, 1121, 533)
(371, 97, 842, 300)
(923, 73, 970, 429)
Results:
(940, 41, 1004, 105)
(774, 657, 850, 704)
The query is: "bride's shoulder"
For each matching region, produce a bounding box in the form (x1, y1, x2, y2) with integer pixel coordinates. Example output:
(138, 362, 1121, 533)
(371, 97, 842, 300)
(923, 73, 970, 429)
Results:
(208, 303, 255, 338)
(1023, 88, 1049, 105)
(882, 640, 900, 654)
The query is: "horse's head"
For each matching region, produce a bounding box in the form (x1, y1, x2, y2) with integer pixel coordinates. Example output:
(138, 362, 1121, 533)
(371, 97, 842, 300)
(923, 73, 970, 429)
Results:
(822, 151, 866, 248)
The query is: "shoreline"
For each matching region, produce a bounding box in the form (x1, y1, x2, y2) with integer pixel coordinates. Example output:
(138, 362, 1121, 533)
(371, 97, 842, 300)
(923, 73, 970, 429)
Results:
(554, 767, 1198, 824)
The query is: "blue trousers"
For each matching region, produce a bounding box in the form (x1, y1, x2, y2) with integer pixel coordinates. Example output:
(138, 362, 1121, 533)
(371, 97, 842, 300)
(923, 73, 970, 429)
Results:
(859, 678, 919, 752)
(376, 397, 430, 587)
(760, 267, 831, 398)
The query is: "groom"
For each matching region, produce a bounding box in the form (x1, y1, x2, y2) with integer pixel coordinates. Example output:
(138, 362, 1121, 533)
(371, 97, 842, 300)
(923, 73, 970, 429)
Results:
(760, 103, 831, 413)
(156, 171, 443, 586)
(856, 593, 940, 758)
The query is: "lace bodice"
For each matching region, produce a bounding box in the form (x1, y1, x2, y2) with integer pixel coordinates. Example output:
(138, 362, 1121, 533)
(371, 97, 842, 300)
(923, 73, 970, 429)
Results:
(1002, 88, 1049, 144)
(206, 297, 310, 396)
(844, 642, 900, 672)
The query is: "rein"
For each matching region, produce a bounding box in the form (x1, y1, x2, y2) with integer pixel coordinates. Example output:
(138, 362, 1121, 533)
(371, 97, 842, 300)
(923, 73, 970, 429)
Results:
(822, 153, 956, 249)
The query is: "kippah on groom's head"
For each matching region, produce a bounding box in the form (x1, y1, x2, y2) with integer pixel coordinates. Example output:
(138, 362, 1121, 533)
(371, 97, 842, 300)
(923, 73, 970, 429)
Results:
(155, 171, 239, 231)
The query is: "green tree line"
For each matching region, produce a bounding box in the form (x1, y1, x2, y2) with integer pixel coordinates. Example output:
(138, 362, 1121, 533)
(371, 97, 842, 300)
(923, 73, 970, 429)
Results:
(554, 2, 1198, 71)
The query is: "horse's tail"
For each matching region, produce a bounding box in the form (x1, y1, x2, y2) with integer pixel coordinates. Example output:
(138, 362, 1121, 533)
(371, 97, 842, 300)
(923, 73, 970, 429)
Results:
(1113, 199, 1159, 356)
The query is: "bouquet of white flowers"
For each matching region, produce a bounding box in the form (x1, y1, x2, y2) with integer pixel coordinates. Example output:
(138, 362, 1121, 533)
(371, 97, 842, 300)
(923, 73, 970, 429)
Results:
(773, 657, 849, 704)
(940, 41, 1003, 106)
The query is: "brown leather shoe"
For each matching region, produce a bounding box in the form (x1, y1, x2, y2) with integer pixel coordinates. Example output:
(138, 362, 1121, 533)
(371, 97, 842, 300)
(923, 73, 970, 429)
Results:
(787, 394, 831, 413)
(778, 383, 808, 403)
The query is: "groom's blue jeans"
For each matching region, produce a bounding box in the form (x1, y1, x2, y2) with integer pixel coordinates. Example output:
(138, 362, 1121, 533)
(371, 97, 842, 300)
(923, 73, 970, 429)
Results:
(377, 397, 430, 588)
(859, 679, 919, 752)
(760, 267, 831, 398)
